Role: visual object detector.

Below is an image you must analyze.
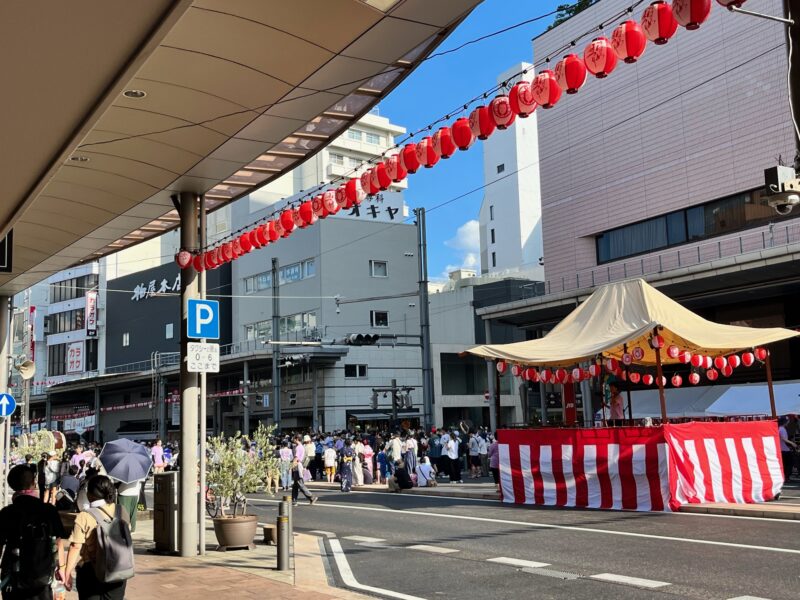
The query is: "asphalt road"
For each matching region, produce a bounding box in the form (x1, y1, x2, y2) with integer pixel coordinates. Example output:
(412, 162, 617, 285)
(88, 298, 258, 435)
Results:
(245, 483, 800, 600)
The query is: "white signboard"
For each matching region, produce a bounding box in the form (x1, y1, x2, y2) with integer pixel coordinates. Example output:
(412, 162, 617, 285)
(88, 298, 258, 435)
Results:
(85, 414, 96, 429)
(66, 342, 84, 374)
(187, 342, 219, 373)
(85, 291, 98, 337)
(171, 402, 180, 426)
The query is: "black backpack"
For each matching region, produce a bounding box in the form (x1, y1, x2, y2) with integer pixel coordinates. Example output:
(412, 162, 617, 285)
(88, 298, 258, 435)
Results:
(2, 513, 55, 592)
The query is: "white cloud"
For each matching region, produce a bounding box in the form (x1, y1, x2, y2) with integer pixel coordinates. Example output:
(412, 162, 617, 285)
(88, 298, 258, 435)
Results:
(436, 219, 480, 280)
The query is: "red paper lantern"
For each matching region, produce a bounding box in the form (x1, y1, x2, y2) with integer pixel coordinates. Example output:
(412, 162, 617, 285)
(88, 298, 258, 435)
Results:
(650, 335, 665, 349)
(666, 345, 680, 359)
(584, 37, 618, 78)
(706, 368, 719, 381)
(371, 163, 392, 190)
(280, 209, 295, 234)
(193, 253, 205, 272)
(451, 117, 476, 150)
(214, 247, 225, 265)
(641, 1, 679, 45)
(525, 368, 539, 383)
(231, 238, 242, 258)
(496, 360, 508, 374)
(555, 368, 567, 383)
(239, 233, 253, 253)
(299, 201, 316, 226)
(755, 347, 768, 361)
(611, 20, 647, 64)
(292, 208, 305, 229)
(267, 221, 279, 242)
(658, 376, 667, 387)
(632, 347, 645, 361)
(713, 356, 726, 370)
(629, 372, 641, 384)
(335, 184, 349, 209)
(605, 357, 619, 372)
(509, 80, 537, 116)
(622, 353, 633, 365)
(671, 374, 683, 387)
(273, 218, 285, 239)
(531, 70, 561, 109)
(204, 251, 217, 270)
(469, 105, 496, 140)
(249, 229, 262, 249)
(741, 351, 755, 367)
(672, 0, 712, 30)
(175, 250, 193, 269)
(678, 350, 693, 364)
(588, 364, 600, 377)
(323, 190, 339, 215)
(554, 54, 587, 94)
(572, 368, 582, 381)
(361, 170, 378, 196)
(690, 354, 703, 368)
(433, 127, 457, 159)
(642, 374, 654, 386)
(312, 195, 326, 219)
(702, 356, 713, 370)
(221, 242, 233, 262)
(721, 364, 733, 377)
(511, 364, 523, 377)
(345, 178, 366, 206)
(401, 143, 421, 174)
(489, 94, 516, 129)
(540, 369, 552, 383)
(688, 372, 701, 385)
(384, 155, 407, 183)
(727, 355, 741, 369)
(415, 136, 440, 168)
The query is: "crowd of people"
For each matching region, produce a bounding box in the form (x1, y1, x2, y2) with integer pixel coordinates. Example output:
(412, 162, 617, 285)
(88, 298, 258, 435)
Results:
(268, 426, 500, 498)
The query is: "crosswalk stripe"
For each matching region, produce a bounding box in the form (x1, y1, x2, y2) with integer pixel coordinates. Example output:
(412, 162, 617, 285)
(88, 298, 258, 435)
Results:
(406, 544, 459, 554)
(590, 573, 670, 589)
(309, 530, 336, 536)
(487, 557, 550, 569)
(344, 535, 385, 543)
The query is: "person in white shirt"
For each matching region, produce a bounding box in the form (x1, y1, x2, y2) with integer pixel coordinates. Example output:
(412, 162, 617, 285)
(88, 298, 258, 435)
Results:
(353, 438, 365, 486)
(468, 433, 481, 479)
(477, 434, 489, 477)
(445, 433, 461, 483)
(415, 456, 436, 487)
(323, 445, 338, 483)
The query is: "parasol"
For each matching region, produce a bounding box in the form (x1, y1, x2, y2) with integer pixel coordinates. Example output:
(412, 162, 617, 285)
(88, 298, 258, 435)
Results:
(98, 438, 152, 484)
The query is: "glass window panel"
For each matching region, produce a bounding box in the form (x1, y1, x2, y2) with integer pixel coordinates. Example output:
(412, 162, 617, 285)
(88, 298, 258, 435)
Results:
(303, 259, 315, 278)
(358, 365, 368, 378)
(370, 260, 388, 277)
(687, 206, 705, 240)
(365, 132, 381, 145)
(347, 129, 363, 141)
(344, 364, 357, 378)
(667, 212, 687, 245)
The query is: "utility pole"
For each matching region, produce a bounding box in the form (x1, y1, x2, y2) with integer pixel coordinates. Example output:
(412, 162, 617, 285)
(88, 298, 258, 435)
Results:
(0, 296, 10, 507)
(415, 208, 434, 431)
(242, 360, 250, 436)
(198, 193, 207, 557)
(271, 258, 281, 431)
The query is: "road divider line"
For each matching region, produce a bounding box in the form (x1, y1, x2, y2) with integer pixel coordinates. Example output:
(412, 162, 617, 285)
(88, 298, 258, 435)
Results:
(406, 544, 459, 554)
(310, 530, 336, 537)
(247, 498, 800, 555)
(344, 535, 385, 543)
(487, 557, 550, 569)
(590, 573, 670, 589)
(328, 538, 427, 600)
(726, 596, 771, 599)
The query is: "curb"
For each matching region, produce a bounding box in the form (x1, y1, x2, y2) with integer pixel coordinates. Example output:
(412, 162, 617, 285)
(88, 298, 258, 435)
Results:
(679, 504, 800, 520)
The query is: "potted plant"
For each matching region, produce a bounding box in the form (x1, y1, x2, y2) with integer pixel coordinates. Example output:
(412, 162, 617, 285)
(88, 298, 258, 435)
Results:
(206, 423, 276, 550)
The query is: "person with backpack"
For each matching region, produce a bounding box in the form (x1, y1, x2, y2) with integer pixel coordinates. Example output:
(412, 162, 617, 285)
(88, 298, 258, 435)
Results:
(0, 465, 67, 600)
(63, 476, 134, 600)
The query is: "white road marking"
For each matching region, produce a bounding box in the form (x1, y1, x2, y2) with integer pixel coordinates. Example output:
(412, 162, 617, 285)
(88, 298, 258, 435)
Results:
(328, 538, 427, 600)
(487, 557, 550, 568)
(407, 544, 459, 554)
(344, 535, 385, 543)
(590, 573, 670, 589)
(726, 596, 771, 600)
(310, 530, 336, 536)
(247, 498, 800, 554)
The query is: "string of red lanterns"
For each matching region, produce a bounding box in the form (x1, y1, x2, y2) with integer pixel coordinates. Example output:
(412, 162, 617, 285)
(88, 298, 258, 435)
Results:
(176, 0, 728, 272)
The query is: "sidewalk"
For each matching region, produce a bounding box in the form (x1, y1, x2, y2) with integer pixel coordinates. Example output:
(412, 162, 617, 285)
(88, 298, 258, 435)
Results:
(62, 518, 370, 600)
(307, 480, 501, 500)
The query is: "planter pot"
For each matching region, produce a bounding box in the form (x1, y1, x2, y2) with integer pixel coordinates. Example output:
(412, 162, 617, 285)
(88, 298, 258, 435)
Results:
(212, 515, 258, 551)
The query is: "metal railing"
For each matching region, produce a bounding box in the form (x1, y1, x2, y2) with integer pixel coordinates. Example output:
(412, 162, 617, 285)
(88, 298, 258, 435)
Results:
(521, 222, 800, 300)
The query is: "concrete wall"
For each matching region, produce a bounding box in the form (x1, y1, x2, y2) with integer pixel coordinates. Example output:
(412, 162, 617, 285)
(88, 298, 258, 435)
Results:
(533, 0, 797, 285)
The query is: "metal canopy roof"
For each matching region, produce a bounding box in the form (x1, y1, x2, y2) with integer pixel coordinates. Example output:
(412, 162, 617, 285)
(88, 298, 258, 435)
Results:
(0, 0, 480, 294)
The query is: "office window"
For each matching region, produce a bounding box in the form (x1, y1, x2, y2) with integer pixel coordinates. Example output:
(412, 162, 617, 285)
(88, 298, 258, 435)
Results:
(85, 339, 98, 371)
(165, 323, 174, 340)
(348, 156, 362, 168)
(344, 364, 368, 379)
(497, 164, 505, 174)
(244, 320, 272, 341)
(490, 229, 495, 244)
(279, 262, 302, 284)
(303, 259, 316, 278)
(329, 153, 344, 166)
(491, 252, 496, 268)
(489, 205, 494, 221)
(370, 260, 388, 277)
(347, 129, 363, 141)
(47, 344, 66, 377)
(370, 310, 389, 328)
(122, 333, 130, 347)
(365, 132, 382, 145)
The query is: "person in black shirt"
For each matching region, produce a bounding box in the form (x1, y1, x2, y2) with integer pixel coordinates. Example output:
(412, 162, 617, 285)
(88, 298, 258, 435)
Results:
(387, 460, 413, 493)
(0, 465, 67, 600)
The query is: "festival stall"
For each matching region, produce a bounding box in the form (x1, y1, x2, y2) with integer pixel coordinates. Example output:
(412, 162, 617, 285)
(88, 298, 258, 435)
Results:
(468, 279, 798, 510)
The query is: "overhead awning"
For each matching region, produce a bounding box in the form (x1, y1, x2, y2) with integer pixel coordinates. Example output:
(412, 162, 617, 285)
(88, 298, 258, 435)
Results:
(0, 0, 481, 294)
(467, 279, 800, 367)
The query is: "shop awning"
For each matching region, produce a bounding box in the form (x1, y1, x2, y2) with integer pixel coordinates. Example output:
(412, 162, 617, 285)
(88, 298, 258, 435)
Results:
(468, 279, 799, 367)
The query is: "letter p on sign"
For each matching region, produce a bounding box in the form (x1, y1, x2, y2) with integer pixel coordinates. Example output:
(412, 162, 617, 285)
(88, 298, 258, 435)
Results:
(187, 299, 220, 340)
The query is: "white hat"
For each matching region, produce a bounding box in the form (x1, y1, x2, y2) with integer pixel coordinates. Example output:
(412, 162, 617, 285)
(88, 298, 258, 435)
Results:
(303, 435, 311, 442)
(48, 451, 57, 457)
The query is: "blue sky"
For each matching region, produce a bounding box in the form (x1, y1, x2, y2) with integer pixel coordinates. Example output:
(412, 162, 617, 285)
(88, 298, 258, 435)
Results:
(377, 0, 564, 279)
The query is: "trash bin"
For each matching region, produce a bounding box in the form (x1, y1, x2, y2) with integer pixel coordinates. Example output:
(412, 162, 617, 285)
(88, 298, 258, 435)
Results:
(153, 471, 178, 553)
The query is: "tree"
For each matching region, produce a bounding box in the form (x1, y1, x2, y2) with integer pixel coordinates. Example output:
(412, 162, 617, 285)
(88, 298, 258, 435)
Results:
(548, 0, 600, 31)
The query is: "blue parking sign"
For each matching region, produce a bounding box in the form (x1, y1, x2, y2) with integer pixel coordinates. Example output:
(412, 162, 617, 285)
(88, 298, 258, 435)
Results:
(187, 299, 219, 340)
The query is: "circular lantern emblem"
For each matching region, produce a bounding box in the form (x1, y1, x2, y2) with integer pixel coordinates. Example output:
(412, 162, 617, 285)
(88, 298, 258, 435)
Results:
(335, 185, 348, 209)
(584, 37, 618, 78)
(531, 70, 561, 109)
(622, 353, 633, 366)
(611, 20, 647, 64)
(672, 0, 712, 30)
(509, 80, 537, 116)
(671, 374, 683, 387)
(688, 372, 701, 385)
(489, 94, 516, 129)
(554, 54, 587, 94)
(741, 351, 755, 367)
(312, 195, 326, 219)
(469, 105, 496, 140)
(632, 347, 645, 361)
(175, 250, 193, 269)
(629, 372, 641, 384)
(451, 117, 476, 150)
(641, 1, 679, 45)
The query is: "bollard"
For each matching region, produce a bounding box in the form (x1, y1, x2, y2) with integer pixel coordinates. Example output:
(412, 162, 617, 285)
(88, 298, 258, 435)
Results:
(282, 494, 293, 542)
(277, 515, 290, 571)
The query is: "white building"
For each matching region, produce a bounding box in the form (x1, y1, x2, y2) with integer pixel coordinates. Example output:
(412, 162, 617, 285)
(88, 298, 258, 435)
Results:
(478, 63, 544, 281)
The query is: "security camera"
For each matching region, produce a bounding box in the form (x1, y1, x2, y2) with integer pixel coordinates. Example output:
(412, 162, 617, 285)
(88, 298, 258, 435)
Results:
(764, 166, 800, 215)
(767, 194, 799, 215)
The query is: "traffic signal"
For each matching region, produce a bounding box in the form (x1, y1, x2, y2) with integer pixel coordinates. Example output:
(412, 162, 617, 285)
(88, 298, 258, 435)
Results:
(345, 333, 380, 346)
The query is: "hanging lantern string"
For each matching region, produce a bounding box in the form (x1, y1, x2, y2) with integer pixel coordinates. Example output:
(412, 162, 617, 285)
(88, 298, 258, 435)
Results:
(204, 0, 647, 251)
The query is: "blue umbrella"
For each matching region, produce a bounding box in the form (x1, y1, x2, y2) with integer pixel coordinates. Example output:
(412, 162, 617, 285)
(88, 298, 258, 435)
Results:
(99, 438, 152, 484)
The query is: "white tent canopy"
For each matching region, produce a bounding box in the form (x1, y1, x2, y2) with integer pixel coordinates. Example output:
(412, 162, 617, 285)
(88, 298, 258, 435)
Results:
(628, 387, 727, 418)
(704, 382, 800, 416)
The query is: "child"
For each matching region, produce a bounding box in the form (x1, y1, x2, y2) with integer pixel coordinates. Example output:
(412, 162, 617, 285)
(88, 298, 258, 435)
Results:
(323, 444, 337, 483)
(377, 448, 388, 484)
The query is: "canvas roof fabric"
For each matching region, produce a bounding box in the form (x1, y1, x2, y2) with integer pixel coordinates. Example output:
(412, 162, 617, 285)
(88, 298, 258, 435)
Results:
(468, 279, 799, 367)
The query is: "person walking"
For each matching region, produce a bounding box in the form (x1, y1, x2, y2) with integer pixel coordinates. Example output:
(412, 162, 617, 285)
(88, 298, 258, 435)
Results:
(403, 433, 418, 475)
(0, 465, 67, 600)
(290, 437, 318, 507)
(779, 416, 797, 482)
(278, 441, 293, 491)
(43, 451, 61, 505)
(386, 432, 402, 477)
(488, 435, 500, 491)
(150, 440, 166, 474)
(339, 439, 355, 492)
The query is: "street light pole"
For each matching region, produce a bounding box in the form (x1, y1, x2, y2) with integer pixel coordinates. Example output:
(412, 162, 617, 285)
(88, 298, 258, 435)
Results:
(415, 208, 434, 431)
(271, 258, 281, 431)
